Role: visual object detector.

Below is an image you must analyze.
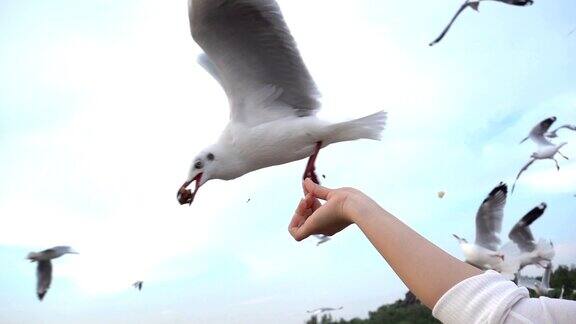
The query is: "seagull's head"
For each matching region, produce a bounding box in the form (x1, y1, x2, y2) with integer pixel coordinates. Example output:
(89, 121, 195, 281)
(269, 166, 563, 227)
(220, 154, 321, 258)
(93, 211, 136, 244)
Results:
(177, 148, 219, 205)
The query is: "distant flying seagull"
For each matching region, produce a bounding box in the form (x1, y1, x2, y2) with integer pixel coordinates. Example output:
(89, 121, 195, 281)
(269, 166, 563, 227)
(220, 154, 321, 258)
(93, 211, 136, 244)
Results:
(177, 0, 386, 205)
(437, 191, 446, 199)
(313, 234, 331, 246)
(307, 306, 343, 315)
(519, 117, 557, 144)
(133, 281, 143, 291)
(499, 203, 555, 272)
(517, 262, 554, 296)
(452, 183, 507, 270)
(429, 0, 534, 46)
(27, 246, 77, 301)
(513, 117, 568, 193)
(545, 124, 576, 138)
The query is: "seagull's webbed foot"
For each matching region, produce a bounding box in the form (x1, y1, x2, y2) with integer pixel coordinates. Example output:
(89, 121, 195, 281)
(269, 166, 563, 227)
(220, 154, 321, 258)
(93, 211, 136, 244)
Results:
(303, 141, 322, 185)
(558, 151, 569, 160)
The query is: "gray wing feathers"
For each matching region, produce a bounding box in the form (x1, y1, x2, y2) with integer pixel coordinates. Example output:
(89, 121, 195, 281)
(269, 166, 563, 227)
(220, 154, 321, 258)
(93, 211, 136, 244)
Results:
(190, 0, 320, 123)
(528, 117, 556, 146)
(548, 124, 576, 138)
(508, 203, 546, 252)
(475, 183, 508, 251)
(511, 158, 535, 193)
(36, 260, 52, 300)
(429, 2, 471, 46)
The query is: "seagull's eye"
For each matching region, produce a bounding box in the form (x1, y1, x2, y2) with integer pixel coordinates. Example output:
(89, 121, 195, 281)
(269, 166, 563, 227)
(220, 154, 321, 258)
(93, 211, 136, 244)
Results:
(194, 161, 203, 169)
(207, 153, 215, 161)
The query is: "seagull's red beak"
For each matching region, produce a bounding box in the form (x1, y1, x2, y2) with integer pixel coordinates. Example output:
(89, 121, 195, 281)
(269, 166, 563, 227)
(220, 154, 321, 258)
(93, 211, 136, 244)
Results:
(177, 173, 202, 205)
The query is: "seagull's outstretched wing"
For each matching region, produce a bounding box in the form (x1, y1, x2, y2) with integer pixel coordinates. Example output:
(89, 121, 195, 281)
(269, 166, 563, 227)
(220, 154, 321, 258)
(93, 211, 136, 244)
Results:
(500, 0, 534, 6)
(511, 158, 535, 193)
(475, 182, 507, 251)
(429, 1, 478, 46)
(508, 203, 546, 252)
(308, 306, 342, 313)
(322, 306, 343, 312)
(520, 117, 556, 146)
(189, 0, 320, 126)
(36, 260, 52, 301)
(546, 124, 576, 138)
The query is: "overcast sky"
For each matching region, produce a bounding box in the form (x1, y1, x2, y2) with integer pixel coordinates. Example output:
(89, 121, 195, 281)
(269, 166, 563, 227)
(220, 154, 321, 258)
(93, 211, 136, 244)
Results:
(0, 0, 575, 323)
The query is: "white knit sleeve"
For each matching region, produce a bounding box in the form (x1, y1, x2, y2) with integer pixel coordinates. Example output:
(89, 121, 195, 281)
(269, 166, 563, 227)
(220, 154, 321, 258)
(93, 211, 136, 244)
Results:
(432, 270, 576, 323)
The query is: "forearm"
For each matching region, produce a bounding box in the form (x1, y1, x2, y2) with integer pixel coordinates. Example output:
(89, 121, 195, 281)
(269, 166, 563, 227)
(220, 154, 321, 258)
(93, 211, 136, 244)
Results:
(350, 200, 482, 309)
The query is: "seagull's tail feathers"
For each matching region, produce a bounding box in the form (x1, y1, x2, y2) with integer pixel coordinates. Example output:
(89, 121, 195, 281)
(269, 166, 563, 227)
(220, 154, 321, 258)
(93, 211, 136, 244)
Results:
(331, 111, 387, 142)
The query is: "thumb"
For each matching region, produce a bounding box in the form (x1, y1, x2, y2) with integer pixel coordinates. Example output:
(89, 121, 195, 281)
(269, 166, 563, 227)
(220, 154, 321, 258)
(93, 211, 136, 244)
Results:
(303, 178, 331, 200)
(290, 217, 315, 241)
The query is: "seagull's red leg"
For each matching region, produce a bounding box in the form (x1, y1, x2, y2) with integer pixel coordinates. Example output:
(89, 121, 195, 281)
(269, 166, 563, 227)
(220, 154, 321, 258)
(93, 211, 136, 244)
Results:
(303, 141, 322, 184)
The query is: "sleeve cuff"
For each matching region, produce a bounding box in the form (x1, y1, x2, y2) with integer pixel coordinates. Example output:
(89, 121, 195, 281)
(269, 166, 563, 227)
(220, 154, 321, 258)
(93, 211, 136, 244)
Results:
(432, 270, 529, 324)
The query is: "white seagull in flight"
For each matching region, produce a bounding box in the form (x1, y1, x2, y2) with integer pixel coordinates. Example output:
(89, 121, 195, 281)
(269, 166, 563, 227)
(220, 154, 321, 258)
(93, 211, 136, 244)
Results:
(27, 246, 78, 301)
(177, 0, 387, 205)
(513, 116, 568, 193)
(133, 281, 144, 291)
(429, 0, 534, 46)
(498, 203, 554, 274)
(307, 306, 343, 316)
(452, 183, 507, 271)
(453, 184, 554, 279)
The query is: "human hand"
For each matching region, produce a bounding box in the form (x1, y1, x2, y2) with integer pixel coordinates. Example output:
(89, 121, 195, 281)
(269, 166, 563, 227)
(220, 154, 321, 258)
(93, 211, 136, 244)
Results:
(288, 178, 367, 241)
